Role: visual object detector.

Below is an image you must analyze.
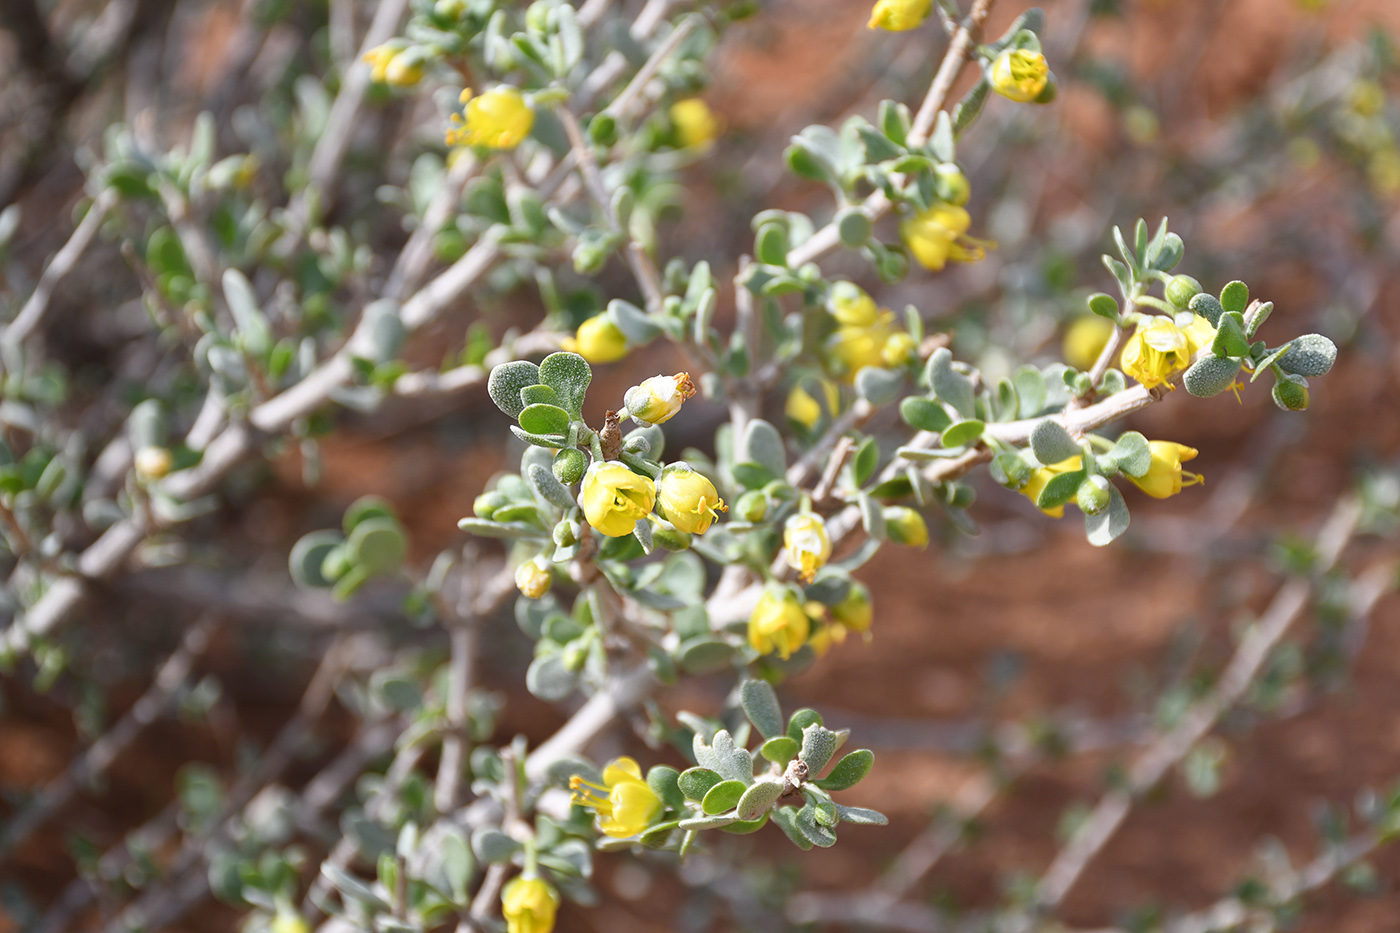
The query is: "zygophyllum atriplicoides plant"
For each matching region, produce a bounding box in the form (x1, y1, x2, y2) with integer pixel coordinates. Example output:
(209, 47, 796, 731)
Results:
(262, 1, 1349, 930)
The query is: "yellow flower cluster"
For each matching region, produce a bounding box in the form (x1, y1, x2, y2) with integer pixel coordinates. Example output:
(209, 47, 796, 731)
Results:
(900, 204, 993, 271)
(825, 286, 916, 378)
(445, 87, 534, 149)
(570, 757, 663, 838)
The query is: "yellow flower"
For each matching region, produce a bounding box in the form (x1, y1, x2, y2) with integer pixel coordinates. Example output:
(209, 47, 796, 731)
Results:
(670, 98, 721, 148)
(807, 619, 848, 657)
(868, 0, 932, 31)
(827, 320, 894, 376)
(1181, 313, 1216, 356)
(270, 910, 311, 933)
(830, 286, 880, 326)
(569, 757, 664, 838)
(885, 506, 929, 548)
(882, 331, 918, 367)
(656, 466, 726, 535)
(900, 204, 992, 271)
(1120, 318, 1194, 389)
(562, 314, 628, 363)
(831, 582, 873, 634)
(748, 585, 811, 659)
(989, 49, 1050, 103)
(501, 877, 559, 933)
(784, 513, 831, 582)
(385, 49, 426, 87)
(362, 43, 402, 84)
(445, 87, 534, 149)
(623, 373, 695, 425)
(1125, 441, 1203, 499)
(825, 286, 911, 378)
(1019, 455, 1082, 518)
(1062, 316, 1115, 371)
(786, 379, 840, 429)
(580, 462, 656, 537)
(514, 556, 552, 599)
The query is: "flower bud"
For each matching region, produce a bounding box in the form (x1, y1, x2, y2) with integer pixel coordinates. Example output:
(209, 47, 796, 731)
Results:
(899, 204, 990, 271)
(501, 876, 560, 933)
(624, 373, 696, 426)
(655, 465, 726, 534)
(564, 314, 628, 363)
(384, 48, 426, 87)
(1076, 474, 1112, 515)
(271, 911, 311, 933)
(553, 518, 578, 548)
(748, 585, 811, 659)
(735, 490, 768, 522)
(553, 448, 587, 485)
(1126, 441, 1204, 499)
(670, 98, 721, 149)
(514, 556, 552, 599)
(1062, 315, 1114, 371)
(884, 506, 929, 548)
(934, 162, 972, 206)
(445, 86, 534, 150)
(580, 462, 656, 537)
(1165, 275, 1203, 310)
(474, 489, 509, 519)
(867, 0, 932, 31)
(134, 446, 174, 482)
(1272, 374, 1310, 411)
(989, 49, 1050, 103)
(784, 513, 832, 582)
(830, 582, 873, 633)
(882, 331, 918, 367)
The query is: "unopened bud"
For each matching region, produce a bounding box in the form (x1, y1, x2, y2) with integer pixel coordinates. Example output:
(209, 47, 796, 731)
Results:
(473, 490, 508, 519)
(553, 448, 587, 485)
(1076, 474, 1112, 515)
(736, 490, 769, 522)
(1165, 275, 1202, 311)
(1272, 373, 1310, 411)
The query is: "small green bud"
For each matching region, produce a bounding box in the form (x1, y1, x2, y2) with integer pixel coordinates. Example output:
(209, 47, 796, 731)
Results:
(562, 640, 589, 671)
(474, 490, 509, 519)
(836, 208, 873, 247)
(736, 490, 768, 522)
(933, 163, 971, 207)
(553, 518, 578, 547)
(553, 448, 587, 485)
(588, 112, 617, 147)
(1165, 275, 1202, 310)
(945, 482, 976, 509)
(1272, 373, 1310, 411)
(1077, 474, 1112, 515)
(884, 506, 929, 548)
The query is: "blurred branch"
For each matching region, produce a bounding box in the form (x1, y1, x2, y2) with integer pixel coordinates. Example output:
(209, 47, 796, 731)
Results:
(0, 615, 218, 860)
(4, 190, 118, 346)
(1031, 495, 1364, 916)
